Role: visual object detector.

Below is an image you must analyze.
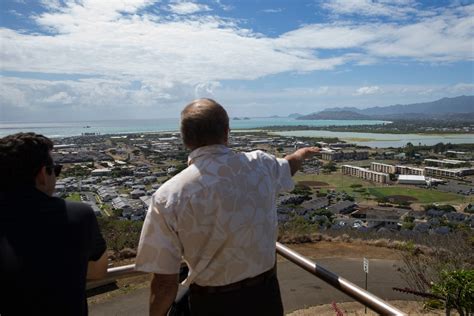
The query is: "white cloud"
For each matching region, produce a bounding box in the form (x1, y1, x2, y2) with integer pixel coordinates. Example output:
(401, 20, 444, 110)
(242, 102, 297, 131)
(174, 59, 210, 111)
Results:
(1, 74, 471, 120)
(1, 3, 349, 85)
(2, 1, 470, 81)
(452, 83, 474, 94)
(167, 1, 212, 15)
(0, 1, 472, 120)
(274, 6, 474, 62)
(354, 86, 381, 95)
(274, 24, 376, 49)
(39, 0, 63, 11)
(262, 8, 282, 13)
(194, 81, 221, 97)
(8, 10, 23, 17)
(321, 0, 419, 18)
(365, 11, 474, 61)
(0, 76, 195, 120)
(213, 0, 233, 11)
(43, 91, 74, 104)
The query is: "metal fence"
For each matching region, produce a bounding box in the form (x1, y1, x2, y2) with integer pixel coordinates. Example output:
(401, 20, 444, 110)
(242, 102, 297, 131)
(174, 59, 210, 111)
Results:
(89, 242, 406, 315)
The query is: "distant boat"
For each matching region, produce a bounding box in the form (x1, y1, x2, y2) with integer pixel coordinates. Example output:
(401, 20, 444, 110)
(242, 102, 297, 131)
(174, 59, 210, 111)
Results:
(233, 117, 241, 120)
(83, 125, 91, 128)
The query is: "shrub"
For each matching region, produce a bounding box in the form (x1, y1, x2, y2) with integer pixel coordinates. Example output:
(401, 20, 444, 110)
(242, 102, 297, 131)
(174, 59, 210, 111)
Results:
(291, 184, 312, 196)
(397, 232, 473, 314)
(97, 217, 143, 253)
(278, 215, 318, 242)
(431, 269, 474, 316)
(423, 204, 456, 212)
(322, 162, 337, 172)
(402, 222, 415, 230)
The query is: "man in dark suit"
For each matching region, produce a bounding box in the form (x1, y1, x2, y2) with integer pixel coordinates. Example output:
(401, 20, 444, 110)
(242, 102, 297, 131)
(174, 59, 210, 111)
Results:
(0, 132, 107, 316)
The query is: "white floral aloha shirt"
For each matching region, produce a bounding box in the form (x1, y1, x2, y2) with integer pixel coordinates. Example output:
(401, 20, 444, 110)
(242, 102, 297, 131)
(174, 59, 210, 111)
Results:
(135, 144, 294, 286)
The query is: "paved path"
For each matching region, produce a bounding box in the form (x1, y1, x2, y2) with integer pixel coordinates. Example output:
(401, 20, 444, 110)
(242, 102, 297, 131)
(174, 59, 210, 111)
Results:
(90, 258, 408, 316)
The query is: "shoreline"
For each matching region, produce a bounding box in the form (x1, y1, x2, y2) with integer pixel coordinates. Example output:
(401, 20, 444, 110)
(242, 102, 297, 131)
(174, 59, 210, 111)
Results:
(258, 126, 474, 136)
(43, 126, 474, 138)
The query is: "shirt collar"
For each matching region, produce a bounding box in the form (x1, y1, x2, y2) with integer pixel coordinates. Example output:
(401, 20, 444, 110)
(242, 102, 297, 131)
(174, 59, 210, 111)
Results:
(188, 144, 231, 165)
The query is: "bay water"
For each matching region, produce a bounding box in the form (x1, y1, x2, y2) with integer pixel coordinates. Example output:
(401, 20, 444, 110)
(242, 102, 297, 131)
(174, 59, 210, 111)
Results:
(1, 118, 473, 148)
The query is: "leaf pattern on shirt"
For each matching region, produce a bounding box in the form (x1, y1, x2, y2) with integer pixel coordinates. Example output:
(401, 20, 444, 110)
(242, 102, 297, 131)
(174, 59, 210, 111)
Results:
(135, 144, 294, 286)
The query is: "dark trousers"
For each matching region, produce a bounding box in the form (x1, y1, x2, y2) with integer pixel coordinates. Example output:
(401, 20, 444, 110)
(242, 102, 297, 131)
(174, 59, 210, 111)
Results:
(189, 273, 283, 316)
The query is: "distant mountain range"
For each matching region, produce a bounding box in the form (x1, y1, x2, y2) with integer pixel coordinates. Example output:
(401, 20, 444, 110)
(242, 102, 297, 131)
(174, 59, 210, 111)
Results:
(296, 96, 474, 120)
(298, 110, 372, 120)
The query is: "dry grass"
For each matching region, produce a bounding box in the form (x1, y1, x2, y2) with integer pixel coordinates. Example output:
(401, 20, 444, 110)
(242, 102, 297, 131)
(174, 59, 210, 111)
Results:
(287, 300, 456, 316)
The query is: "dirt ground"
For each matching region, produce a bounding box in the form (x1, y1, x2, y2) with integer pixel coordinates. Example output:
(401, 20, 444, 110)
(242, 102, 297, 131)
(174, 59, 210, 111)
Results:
(298, 181, 330, 187)
(287, 300, 453, 316)
(385, 195, 418, 203)
(281, 241, 402, 261)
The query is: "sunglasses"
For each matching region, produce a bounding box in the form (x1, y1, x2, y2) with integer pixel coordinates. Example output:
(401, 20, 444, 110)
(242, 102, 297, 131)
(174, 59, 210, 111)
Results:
(46, 164, 63, 177)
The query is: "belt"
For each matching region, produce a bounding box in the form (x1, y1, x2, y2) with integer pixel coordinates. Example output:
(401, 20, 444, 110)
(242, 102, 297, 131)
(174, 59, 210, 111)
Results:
(190, 265, 277, 294)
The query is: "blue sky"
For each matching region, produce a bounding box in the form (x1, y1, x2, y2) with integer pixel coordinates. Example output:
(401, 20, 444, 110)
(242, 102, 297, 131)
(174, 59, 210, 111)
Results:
(1, 0, 473, 121)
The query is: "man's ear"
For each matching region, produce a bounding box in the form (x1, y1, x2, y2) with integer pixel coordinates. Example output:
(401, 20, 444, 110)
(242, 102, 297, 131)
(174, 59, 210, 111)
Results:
(224, 128, 230, 144)
(35, 166, 48, 188)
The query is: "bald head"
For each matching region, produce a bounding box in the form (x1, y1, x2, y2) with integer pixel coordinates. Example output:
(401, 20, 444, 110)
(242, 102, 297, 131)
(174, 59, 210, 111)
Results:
(180, 98, 229, 150)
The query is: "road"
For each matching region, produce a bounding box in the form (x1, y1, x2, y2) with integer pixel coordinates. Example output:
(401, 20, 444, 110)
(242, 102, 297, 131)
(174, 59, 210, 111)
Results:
(89, 257, 409, 316)
(83, 191, 111, 217)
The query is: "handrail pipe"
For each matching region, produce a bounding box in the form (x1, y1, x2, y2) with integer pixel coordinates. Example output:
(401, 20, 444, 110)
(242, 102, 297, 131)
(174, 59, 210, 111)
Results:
(275, 242, 406, 316)
(90, 243, 407, 315)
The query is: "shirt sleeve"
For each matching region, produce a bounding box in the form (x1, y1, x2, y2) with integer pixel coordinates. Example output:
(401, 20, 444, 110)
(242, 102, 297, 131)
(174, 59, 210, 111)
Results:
(275, 157, 295, 193)
(87, 208, 107, 261)
(135, 195, 182, 274)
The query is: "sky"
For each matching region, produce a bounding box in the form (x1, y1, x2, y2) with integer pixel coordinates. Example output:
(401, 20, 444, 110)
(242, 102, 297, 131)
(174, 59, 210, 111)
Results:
(0, 0, 473, 121)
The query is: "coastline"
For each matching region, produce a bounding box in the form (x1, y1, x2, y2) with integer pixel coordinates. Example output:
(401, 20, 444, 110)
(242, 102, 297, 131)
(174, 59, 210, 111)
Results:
(2, 118, 473, 148)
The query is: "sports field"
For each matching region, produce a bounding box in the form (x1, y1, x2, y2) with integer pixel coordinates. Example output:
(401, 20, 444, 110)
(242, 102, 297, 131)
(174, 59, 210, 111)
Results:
(295, 172, 469, 204)
(296, 172, 376, 189)
(368, 187, 468, 204)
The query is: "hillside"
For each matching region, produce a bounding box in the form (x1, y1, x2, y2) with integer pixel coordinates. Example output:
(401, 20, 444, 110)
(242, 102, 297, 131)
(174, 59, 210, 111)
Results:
(330, 95, 474, 116)
(298, 110, 372, 120)
(298, 96, 474, 120)
(365, 95, 473, 115)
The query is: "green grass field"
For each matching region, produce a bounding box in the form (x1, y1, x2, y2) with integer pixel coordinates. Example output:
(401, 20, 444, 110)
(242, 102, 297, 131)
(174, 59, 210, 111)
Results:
(367, 187, 467, 204)
(295, 171, 470, 205)
(65, 192, 81, 202)
(296, 172, 373, 189)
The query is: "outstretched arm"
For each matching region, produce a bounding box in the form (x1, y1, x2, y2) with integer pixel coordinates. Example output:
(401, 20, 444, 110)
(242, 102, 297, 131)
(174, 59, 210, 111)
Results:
(284, 147, 320, 176)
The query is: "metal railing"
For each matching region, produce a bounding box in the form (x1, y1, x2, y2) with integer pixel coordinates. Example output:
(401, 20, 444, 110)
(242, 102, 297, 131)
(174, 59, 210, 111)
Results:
(89, 242, 406, 315)
(275, 242, 406, 316)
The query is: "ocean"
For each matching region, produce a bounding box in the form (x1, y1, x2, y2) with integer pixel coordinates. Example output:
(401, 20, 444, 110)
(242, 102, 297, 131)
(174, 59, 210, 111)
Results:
(0, 117, 387, 138)
(2, 118, 473, 148)
(273, 130, 474, 148)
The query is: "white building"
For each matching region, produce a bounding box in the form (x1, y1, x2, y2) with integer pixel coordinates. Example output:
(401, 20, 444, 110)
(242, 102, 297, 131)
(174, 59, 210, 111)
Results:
(342, 165, 389, 183)
(396, 165, 425, 176)
(91, 168, 111, 176)
(424, 159, 468, 168)
(397, 175, 426, 185)
(424, 167, 474, 178)
(371, 162, 396, 174)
